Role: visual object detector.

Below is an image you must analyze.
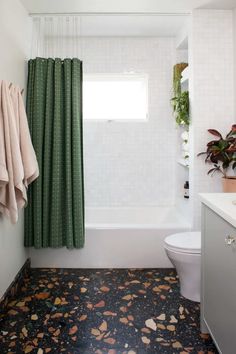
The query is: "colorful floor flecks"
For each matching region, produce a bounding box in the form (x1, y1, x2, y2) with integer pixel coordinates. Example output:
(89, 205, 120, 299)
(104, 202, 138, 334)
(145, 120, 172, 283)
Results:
(0, 268, 217, 353)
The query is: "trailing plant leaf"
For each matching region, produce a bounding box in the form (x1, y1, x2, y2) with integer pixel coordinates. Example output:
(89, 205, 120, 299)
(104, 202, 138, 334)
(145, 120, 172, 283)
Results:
(207, 140, 220, 147)
(197, 152, 207, 156)
(171, 91, 190, 126)
(208, 129, 222, 139)
(228, 143, 236, 152)
(207, 167, 221, 176)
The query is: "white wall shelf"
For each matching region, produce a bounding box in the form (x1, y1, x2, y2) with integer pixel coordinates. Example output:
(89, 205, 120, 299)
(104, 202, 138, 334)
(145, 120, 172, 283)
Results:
(181, 66, 189, 85)
(176, 29, 188, 50)
(177, 159, 189, 168)
(175, 23, 191, 226)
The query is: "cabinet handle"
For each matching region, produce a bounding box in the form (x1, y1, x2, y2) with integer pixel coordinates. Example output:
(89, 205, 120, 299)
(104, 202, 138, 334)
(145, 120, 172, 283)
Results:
(225, 235, 236, 246)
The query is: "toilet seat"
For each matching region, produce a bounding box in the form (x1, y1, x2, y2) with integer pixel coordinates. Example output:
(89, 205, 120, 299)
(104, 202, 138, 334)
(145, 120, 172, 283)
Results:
(164, 231, 201, 254)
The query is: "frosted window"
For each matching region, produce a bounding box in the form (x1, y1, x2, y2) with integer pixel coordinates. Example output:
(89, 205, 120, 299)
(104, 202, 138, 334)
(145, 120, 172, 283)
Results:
(83, 74, 148, 121)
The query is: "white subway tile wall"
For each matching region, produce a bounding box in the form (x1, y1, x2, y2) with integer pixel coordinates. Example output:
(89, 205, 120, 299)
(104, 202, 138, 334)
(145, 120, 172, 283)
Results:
(190, 10, 235, 228)
(82, 38, 177, 207)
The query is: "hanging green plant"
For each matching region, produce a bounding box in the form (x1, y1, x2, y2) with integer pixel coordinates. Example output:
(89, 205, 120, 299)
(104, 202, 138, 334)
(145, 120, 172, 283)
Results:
(171, 62, 189, 127)
(171, 91, 190, 126)
(173, 63, 188, 97)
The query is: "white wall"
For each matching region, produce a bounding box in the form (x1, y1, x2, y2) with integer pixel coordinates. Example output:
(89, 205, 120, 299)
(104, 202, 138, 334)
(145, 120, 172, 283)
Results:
(82, 37, 177, 207)
(0, 0, 30, 298)
(190, 10, 235, 228)
(234, 8, 236, 116)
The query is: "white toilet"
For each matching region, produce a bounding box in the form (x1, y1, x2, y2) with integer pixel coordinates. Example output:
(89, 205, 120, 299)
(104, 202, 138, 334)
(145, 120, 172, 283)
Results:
(164, 231, 201, 302)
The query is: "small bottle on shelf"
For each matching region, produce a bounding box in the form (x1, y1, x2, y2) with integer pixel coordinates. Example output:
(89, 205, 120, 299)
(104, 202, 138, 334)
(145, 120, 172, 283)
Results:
(184, 181, 189, 199)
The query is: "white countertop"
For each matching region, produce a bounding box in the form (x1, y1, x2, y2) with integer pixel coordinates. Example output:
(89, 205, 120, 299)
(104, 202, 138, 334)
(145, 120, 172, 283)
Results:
(199, 193, 236, 228)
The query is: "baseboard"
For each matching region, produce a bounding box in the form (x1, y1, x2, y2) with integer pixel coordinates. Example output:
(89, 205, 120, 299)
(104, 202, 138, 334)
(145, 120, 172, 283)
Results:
(0, 258, 31, 316)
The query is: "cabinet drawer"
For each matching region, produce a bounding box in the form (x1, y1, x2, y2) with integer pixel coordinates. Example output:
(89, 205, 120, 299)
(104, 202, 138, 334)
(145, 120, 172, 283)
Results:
(202, 206, 236, 354)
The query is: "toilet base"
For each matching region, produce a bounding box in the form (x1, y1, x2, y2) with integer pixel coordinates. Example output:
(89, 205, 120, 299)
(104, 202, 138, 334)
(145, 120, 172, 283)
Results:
(179, 270, 200, 302)
(165, 247, 201, 302)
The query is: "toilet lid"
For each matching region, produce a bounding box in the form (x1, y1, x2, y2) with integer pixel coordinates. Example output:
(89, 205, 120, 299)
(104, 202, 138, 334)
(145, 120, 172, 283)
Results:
(164, 232, 201, 254)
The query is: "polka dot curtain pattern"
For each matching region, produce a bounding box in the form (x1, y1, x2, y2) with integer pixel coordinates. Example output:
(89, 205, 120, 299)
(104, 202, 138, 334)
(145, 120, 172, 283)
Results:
(24, 57, 84, 249)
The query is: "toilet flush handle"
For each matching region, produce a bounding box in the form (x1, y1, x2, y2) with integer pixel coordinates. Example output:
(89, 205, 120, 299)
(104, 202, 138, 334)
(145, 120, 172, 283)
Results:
(225, 235, 236, 246)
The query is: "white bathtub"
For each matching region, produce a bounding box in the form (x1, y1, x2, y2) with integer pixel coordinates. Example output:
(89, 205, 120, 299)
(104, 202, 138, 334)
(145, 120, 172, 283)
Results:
(29, 207, 191, 268)
(86, 207, 190, 229)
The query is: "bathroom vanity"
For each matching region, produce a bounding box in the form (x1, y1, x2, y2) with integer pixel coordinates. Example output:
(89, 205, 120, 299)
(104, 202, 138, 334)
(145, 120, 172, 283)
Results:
(200, 193, 236, 354)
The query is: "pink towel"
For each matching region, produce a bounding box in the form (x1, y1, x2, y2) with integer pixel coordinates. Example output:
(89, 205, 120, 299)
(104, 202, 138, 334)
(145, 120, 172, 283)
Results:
(0, 84, 8, 188)
(10, 85, 39, 188)
(0, 81, 39, 223)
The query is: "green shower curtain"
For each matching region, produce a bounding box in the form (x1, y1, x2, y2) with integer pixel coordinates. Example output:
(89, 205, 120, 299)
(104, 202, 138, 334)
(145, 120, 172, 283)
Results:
(24, 57, 84, 249)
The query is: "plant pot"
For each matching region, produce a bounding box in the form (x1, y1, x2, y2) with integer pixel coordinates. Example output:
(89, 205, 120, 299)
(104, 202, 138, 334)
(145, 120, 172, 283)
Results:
(222, 177, 236, 192)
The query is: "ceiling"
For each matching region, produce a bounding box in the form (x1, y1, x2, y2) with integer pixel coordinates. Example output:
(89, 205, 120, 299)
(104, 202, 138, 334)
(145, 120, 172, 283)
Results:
(20, 0, 236, 37)
(50, 16, 188, 37)
(20, 0, 236, 15)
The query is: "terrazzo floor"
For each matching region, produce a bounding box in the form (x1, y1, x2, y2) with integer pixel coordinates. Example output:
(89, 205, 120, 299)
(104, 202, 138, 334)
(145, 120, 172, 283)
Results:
(0, 268, 217, 354)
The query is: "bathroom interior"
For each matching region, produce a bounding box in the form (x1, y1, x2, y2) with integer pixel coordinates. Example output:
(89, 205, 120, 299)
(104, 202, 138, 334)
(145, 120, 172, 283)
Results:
(1, 0, 236, 353)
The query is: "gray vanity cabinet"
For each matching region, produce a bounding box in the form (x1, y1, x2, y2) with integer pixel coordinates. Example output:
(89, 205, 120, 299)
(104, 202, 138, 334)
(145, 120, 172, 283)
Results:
(201, 205, 236, 354)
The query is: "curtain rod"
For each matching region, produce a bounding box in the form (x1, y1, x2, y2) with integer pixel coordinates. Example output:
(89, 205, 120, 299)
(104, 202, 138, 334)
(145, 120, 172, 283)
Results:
(29, 12, 190, 17)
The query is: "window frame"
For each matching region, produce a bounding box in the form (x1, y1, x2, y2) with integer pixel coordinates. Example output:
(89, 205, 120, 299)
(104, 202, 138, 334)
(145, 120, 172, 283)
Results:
(83, 73, 149, 122)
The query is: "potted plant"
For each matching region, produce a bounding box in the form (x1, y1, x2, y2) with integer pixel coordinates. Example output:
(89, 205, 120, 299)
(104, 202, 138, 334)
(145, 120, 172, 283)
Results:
(171, 63, 190, 166)
(171, 63, 190, 127)
(198, 126, 236, 192)
(173, 63, 188, 97)
(171, 91, 190, 126)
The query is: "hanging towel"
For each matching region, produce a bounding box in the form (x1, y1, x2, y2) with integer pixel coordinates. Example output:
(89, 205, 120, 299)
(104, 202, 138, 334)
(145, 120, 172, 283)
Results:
(0, 83, 8, 188)
(10, 85, 39, 188)
(0, 81, 39, 223)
